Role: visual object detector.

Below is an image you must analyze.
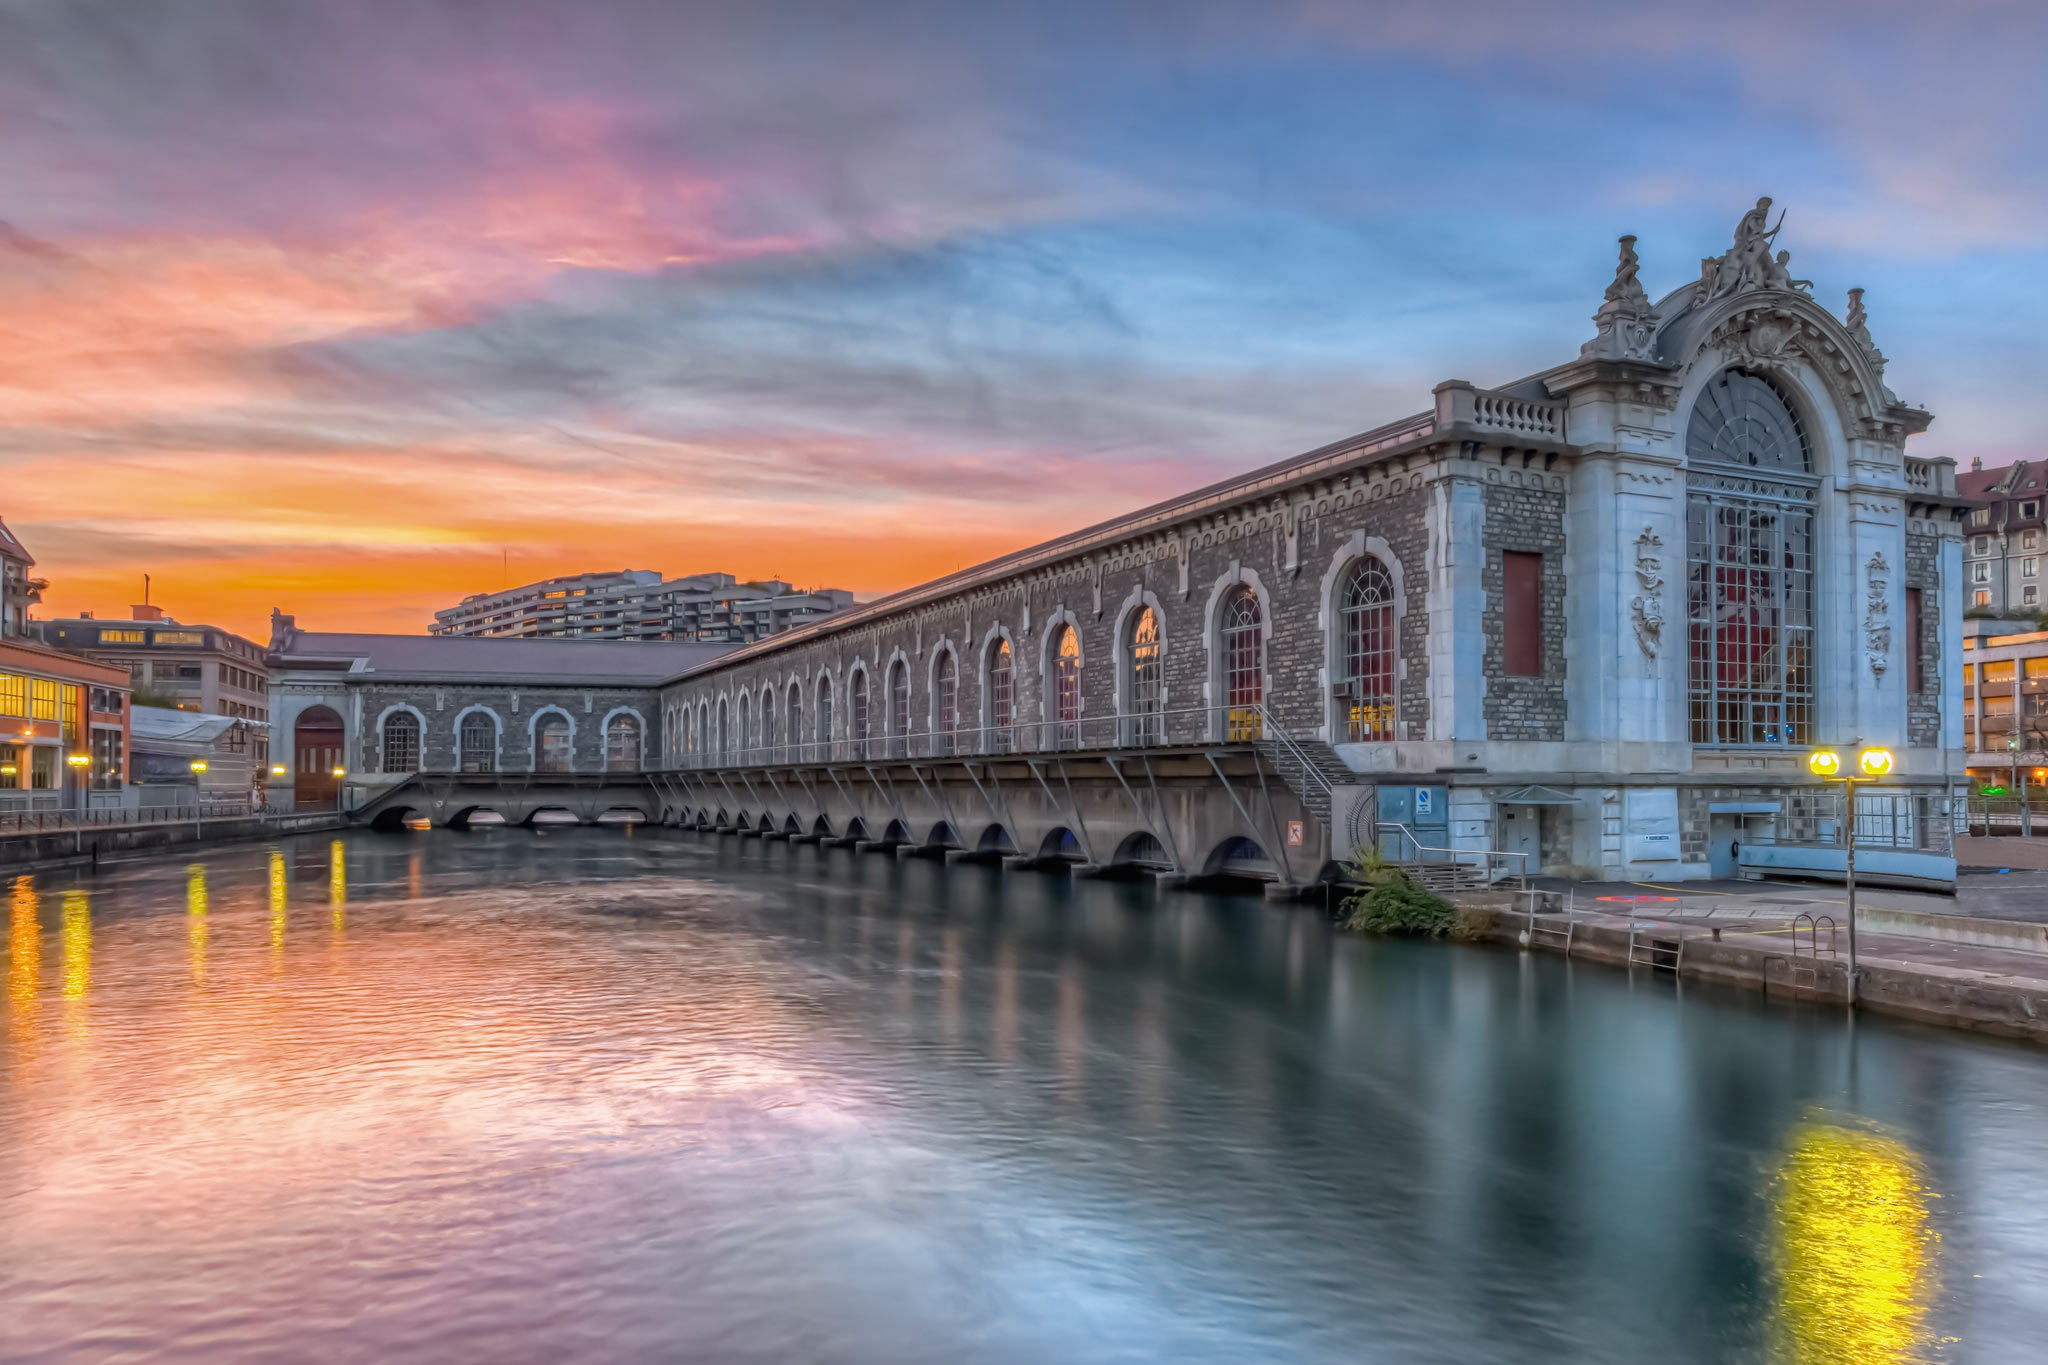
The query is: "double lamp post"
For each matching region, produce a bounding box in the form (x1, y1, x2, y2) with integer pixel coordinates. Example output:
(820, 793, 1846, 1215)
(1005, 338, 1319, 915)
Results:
(1804, 743, 1894, 1005)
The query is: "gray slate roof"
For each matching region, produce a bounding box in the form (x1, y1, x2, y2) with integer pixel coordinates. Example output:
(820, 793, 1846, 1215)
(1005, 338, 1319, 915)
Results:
(272, 631, 737, 685)
(129, 704, 258, 746)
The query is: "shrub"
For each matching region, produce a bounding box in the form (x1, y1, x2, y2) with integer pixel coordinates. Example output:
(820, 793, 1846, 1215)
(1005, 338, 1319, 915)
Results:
(1339, 845, 1457, 937)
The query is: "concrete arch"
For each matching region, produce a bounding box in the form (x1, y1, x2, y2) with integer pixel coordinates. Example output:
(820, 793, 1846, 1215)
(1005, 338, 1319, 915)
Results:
(812, 813, 835, 837)
(1201, 834, 1276, 879)
(1112, 829, 1172, 868)
(1038, 826, 1083, 861)
(525, 704, 578, 772)
(925, 819, 960, 849)
(1316, 533, 1408, 744)
(526, 804, 581, 827)
(784, 812, 803, 834)
(598, 705, 648, 771)
(882, 817, 911, 845)
(976, 823, 1017, 854)
(447, 804, 508, 829)
(1200, 563, 1275, 736)
(372, 701, 431, 773)
(450, 703, 505, 773)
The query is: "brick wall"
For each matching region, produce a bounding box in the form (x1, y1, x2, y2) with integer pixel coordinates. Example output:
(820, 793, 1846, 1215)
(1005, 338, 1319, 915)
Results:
(1905, 532, 1942, 749)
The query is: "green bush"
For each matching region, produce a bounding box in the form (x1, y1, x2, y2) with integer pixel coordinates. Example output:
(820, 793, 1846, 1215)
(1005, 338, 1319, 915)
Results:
(1338, 846, 1457, 937)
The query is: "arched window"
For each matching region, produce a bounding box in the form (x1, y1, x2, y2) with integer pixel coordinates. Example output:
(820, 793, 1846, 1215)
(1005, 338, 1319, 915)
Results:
(1125, 607, 1162, 745)
(738, 693, 752, 760)
(786, 682, 803, 761)
(759, 688, 776, 763)
(933, 650, 958, 756)
(849, 668, 869, 759)
(381, 711, 420, 773)
(1220, 585, 1263, 740)
(605, 713, 642, 772)
(459, 711, 496, 773)
(1685, 370, 1815, 746)
(535, 713, 572, 773)
(1339, 558, 1397, 741)
(816, 676, 834, 758)
(986, 638, 1014, 753)
(716, 699, 729, 761)
(1048, 623, 1080, 749)
(696, 703, 709, 765)
(887, 659, 910, 757)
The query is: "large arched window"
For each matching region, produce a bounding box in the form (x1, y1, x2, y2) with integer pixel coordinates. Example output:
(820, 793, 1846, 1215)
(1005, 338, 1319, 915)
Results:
(738, 693, 752, 760)
(1339, 558, 1397, 741)
(1048, 624, 1080, 749)
(535, 713, 572, 772)
(716, 698, 729, 761)
(759, 688, 776, 763)
(932, 650, 958, 756)
(605, 713, 642, 772)
(1686, 369, 1815, 746)
(1125, 607, 1162, 745)
(381, 711, 420, 773)
(849, 668, 869, 759)
(986, 638, 1014, 753)
(697, 703, 709, 766)
(816, 676, 834, 758)
(785, 682, 802, 762)
(887, 659, 910, 757)
(459, 711, 496, 773)
(1220, 585, 1263, 740)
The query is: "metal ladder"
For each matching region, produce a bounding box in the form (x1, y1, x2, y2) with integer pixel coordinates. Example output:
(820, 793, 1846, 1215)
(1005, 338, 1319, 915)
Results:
(1627, 920, 1684, 974)
(1523, 887, 1576, 957)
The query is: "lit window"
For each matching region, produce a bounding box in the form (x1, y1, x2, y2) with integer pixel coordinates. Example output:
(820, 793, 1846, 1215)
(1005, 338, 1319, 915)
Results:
(1219, 585, 1263, 740)
(1977, 589, 1992, 607)
(97, 629, 144, 644)
(1339, 557, 1397, 741)
(1124, 608, 1162, 745)
(153, 631, 204, 646)
(985, 639, 1013, 753)
(1048, 624, 1081, 748)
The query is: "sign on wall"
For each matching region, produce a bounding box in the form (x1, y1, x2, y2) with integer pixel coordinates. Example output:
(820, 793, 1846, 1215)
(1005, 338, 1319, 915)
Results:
(1624, 788, 1681, 861)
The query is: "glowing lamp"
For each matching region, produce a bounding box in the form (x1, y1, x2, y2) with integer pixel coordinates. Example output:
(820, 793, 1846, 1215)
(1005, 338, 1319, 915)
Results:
(332, 766, 346, 779)
(1857, 748, 1894, 778)
(1806, 750, 1842, 778)
(271, 764, 287, 776)
(66, 753, 90, 769)
(0, 765, 16, 777)
(189, 759, 208, 773)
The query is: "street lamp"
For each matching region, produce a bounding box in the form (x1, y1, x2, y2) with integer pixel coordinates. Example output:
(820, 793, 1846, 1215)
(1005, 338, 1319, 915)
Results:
(1806, 743, 1894, 1005)
(190, 759, 208, 774)
(271, 764, 287, 777)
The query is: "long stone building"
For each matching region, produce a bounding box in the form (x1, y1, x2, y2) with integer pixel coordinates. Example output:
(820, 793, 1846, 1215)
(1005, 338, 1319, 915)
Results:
(274, 201, 1970, 887)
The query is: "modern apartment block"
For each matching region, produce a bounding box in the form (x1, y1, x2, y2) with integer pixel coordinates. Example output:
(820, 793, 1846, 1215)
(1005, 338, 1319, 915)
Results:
(39, 605, 272, 730)
(1961, 616, 2048, 790)
(1957, 458, 2048, 615)
(430, 570, 854, 644)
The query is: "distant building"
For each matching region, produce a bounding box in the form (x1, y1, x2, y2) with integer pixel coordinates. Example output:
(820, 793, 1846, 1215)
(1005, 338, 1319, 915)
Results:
(1960, 616, 2048, 790)
(0, 516, 45, 639)
(430, 570, 854, 644)
(0, 635, 131, 811)
(1957, 458, 2048, 615)
(38, 606, 272, 731)
(127, 704, 267, 806)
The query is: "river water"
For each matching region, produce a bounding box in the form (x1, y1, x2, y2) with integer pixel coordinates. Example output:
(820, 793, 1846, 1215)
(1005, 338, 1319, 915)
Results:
(2, 829, 2045, 1363)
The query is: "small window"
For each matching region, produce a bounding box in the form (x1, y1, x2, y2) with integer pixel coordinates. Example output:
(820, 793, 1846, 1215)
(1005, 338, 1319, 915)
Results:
(1974, 536, 1990, 555)
(2028, 532, 2040, 551)
(1985, 660, 2016, 682)
(1502, 551, 1543, 676)
(1975, 589, 1992, 607)
(2029, 586, 2040, 604)
(2025, 501, 2040, 519)
(2026, 659, 2048, 680)
(1974, 562, 1991, 584)
(1971, 509, 1990, 527)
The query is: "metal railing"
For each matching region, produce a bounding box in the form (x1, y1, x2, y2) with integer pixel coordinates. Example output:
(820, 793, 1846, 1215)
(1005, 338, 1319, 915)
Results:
(666, 704, 1296, 769)
(0, 798, 278, 838)
(1376, 821, 1529, 889)
(1777, 789, 1954, 855)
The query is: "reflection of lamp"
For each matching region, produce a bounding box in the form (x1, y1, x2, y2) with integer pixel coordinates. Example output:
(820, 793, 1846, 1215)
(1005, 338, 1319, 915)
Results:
(1774, 1121, 1933, 1361)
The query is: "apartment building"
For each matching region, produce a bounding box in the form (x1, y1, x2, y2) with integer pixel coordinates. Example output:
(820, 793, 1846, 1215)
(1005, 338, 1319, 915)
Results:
(0, 516, 45, 639)
(39, 606, 271, 734)
(430, 570, 854, 644)
(1958, 458, 2048, 614)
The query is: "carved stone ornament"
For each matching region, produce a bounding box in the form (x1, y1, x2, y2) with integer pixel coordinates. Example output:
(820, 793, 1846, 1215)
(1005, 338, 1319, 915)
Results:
(1582, 234, 1658, 362)
(1845, 286, 1888, 380)
(1629, 525, 1665, 657)
(1864, 551, 1891, 679)
(1692, 196, 1814, 307)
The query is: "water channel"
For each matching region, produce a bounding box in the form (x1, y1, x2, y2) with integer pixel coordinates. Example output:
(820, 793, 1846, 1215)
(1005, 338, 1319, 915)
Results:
(2, 828, 2045, 1362)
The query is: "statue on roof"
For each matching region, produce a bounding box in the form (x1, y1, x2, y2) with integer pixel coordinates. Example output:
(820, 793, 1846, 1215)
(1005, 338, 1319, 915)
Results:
(1693, 196, 1812, 303)
(1605, 234, 1648, 306)
(1583, 233, 1657, 361)
(1845, 286, 1887, 379)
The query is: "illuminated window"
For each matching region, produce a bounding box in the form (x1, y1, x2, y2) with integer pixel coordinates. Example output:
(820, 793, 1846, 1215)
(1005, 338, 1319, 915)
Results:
(986, 638, 1013, 753)
(1124, 608, 1162, 745)
(1985, 660, 2015, 681)
(605, 713, 642, 772)
(98, 629, 144, 644)
(1686, 369, 1815, 746)
(1339, 557, 1397, 741)
(30, 678, 57, 721)
(0, 673, 21, 717)
(1977, 589, 1992, 607)
(153, 631, 204, 646)
(380, 712, 420, 772)
(1048, 624, 1080, 748)
(1220, 585, 1263, 740)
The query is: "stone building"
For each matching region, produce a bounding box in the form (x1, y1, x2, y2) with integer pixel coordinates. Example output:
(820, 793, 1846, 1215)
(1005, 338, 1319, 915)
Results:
(659, 201, 1970, 882)
(1957, 459, 2048, 615)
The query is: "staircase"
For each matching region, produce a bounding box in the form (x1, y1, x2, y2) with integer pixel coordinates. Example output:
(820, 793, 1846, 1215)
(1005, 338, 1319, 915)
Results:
(1253, 718, 1349, 829)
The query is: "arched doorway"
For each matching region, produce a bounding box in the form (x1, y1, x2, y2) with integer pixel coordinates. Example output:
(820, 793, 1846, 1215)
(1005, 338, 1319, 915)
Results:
(293, 705, 345, 809)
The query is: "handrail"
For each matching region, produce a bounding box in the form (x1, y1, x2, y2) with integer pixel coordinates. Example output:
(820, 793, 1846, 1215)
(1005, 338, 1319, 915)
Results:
(1250, 703, 1335, 802)
(1376, 820, 1529, 890)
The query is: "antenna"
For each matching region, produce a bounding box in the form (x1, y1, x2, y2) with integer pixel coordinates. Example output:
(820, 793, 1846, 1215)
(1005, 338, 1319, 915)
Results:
(143, 572, 150, 606)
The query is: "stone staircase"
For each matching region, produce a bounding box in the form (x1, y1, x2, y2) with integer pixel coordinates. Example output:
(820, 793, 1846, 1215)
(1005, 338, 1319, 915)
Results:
(1253, 723, 1349, 830)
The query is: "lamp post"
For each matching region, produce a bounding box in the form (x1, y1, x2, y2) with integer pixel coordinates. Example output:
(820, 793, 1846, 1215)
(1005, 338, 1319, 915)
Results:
(65, 752, 90, 813)
(1806, 744, 1894, 1006)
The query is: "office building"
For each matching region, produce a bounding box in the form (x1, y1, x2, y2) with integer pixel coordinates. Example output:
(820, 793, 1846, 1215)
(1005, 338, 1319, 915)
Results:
(430, 570, 853, 643)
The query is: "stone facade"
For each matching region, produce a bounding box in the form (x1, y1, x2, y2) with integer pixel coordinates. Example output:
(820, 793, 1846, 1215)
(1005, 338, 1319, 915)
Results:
(1905, 531, 1943, 749)
(1480, 481, 1569, 742)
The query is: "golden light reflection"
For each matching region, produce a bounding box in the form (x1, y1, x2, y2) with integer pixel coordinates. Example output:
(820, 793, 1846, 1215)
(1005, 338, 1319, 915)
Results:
(408, 850, 422, 900)
(329, 840, 346, 932)
(1774, 1120, 1938, 1364)
(60, 889, 90, 999)
(269, 850, 287, 959)
(186, 864, 208, 985)
(9, 876, 39, 1032)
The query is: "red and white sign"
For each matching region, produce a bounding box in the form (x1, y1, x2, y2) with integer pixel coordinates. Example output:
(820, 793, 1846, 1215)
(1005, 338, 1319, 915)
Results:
(1286, 820, 1304, 847)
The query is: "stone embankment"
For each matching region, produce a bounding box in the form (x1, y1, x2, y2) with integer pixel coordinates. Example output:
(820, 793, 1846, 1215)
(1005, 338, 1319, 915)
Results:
(1454, 891, 2048, 1045)
(0, 812, 346, 871)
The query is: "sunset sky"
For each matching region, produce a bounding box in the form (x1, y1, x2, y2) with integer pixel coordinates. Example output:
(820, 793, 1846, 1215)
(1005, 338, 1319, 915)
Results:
(3, 0, 2044, 639)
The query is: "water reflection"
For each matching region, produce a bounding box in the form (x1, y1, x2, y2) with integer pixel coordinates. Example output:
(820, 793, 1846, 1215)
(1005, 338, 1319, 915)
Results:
(0, 829, 2041, 1364)
(1774, 1119, 1938, 1364)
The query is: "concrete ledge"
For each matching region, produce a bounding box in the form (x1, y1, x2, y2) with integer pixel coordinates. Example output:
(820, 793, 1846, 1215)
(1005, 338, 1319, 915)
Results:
(0, 813, 347, 870)
(1857, 906, 2048, 955)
